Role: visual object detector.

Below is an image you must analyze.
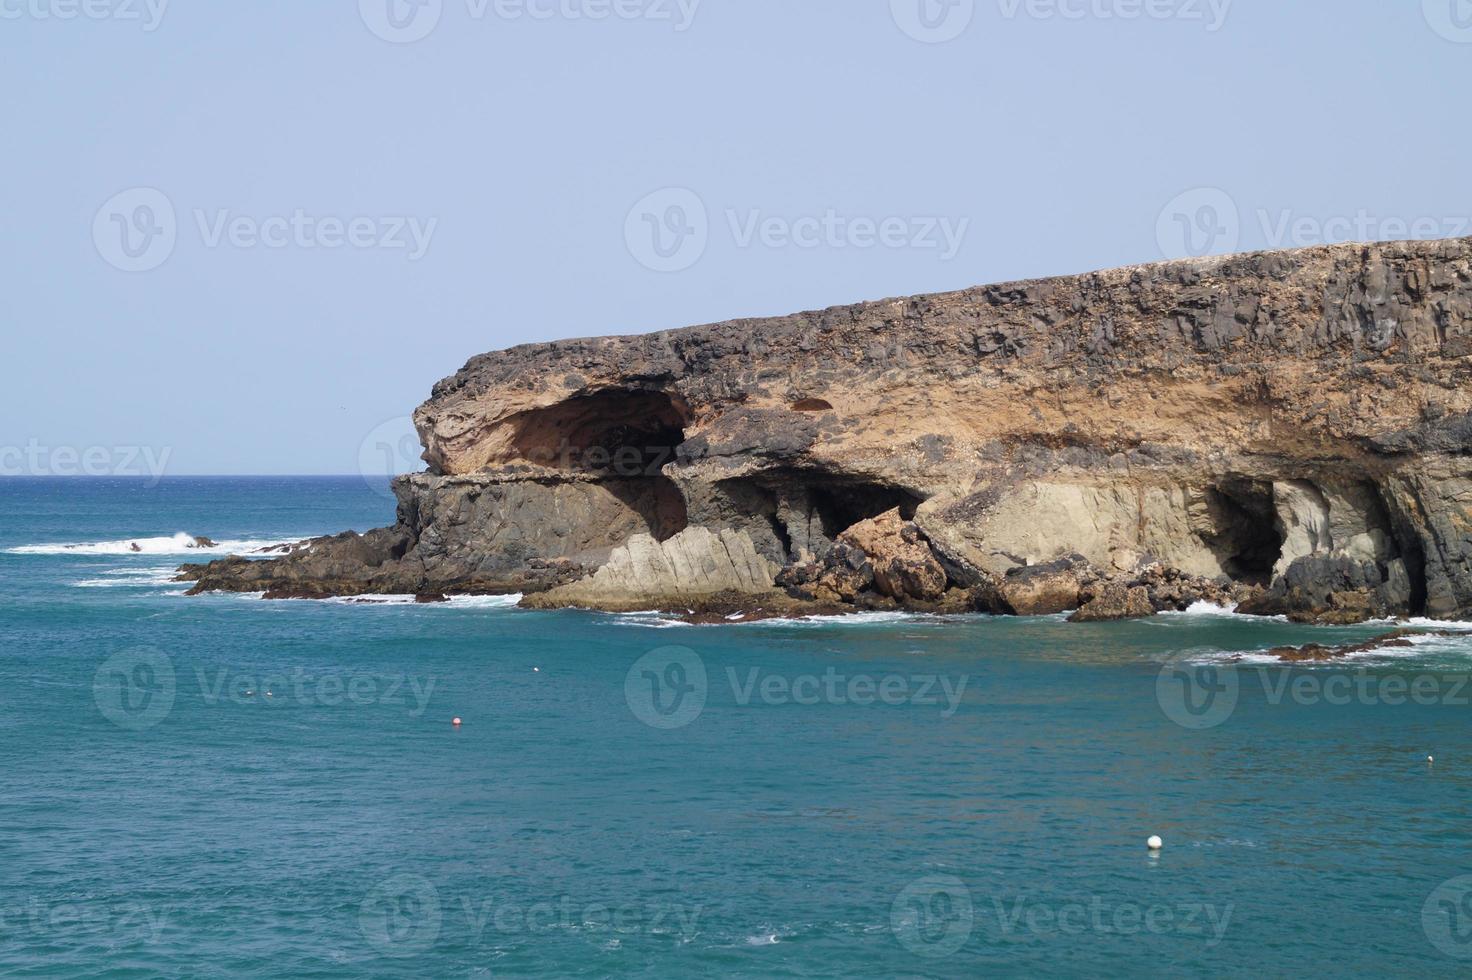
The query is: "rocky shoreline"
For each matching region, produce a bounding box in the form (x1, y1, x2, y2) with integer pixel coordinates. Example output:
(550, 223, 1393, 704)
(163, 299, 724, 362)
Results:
(180, 237, 1472, 625)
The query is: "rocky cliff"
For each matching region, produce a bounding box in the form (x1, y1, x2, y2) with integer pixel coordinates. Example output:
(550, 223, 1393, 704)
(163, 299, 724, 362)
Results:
(181, 237, 1472, 623)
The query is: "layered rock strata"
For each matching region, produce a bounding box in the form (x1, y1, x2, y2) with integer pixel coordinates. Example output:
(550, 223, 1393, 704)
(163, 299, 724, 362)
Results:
(181, 238, 1472, 623)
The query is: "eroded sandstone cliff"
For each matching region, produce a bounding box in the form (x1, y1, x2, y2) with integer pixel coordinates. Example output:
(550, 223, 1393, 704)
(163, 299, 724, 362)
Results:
(181, 237, 1472, 622)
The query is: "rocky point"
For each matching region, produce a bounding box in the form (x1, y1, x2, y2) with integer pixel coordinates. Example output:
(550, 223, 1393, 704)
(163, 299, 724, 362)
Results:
(180, 237, 1472, 624)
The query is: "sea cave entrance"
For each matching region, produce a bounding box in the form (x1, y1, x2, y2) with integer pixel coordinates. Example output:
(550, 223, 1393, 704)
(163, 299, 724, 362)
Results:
(510, 389, 688, 478)
(1203, 481, 1284, 585)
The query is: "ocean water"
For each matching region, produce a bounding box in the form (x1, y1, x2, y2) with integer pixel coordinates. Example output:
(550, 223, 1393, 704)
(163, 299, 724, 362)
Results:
(4, 477, 1472, 977)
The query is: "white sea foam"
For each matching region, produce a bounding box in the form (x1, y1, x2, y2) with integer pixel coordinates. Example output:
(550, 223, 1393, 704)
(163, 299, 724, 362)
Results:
(1337, 630, 1472, 663)
(1404, 616, 1472, 631)
(8, 532, 305, 557)
(609, 608, 1001, 629)
(1180, 626, 1472, 667)
(73, 566, 182, 588)
(186, 591, 526, 609)
(1155, 602, 1288, 624)
(609, 611, 690, 628)
(1178, 600, 1240, 616)
(320, 593, 525, 608)
(748, 611, 923, 627)
(446, 594, 523, 609)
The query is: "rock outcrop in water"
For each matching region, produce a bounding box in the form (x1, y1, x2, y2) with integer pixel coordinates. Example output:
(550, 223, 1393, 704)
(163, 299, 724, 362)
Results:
(180, 238, 1472, 623)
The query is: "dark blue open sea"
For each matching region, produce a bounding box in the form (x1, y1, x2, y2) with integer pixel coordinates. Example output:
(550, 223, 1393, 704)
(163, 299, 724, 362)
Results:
(4, 477, 1472, 977)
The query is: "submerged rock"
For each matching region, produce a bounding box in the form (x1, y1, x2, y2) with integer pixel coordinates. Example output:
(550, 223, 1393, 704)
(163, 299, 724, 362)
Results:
(1265, 629, 1462, 663)
(181, 237, 1472, 622)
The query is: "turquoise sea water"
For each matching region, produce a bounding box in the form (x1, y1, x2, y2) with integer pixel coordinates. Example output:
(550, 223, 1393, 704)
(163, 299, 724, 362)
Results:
(4, 477, 1472, 977)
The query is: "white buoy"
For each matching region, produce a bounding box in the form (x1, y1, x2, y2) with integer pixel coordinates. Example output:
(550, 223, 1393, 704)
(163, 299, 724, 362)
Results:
(533, 667, 540, 673)
(1147, 835, 1164, 851)
(452, 717, 463, 727)
(1428, 755, 1435, 763)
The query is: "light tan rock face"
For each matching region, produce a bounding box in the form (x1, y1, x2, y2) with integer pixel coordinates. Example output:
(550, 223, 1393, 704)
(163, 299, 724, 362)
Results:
(522, 528, 780, 612)
(183, 238, 1472, 621)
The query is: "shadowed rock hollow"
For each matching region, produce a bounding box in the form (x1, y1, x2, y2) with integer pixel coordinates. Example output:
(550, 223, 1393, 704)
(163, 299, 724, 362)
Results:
(181, 237, 1472, 623)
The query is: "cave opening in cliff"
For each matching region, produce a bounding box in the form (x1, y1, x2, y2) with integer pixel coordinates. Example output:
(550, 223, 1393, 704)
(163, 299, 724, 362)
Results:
(1378, 485, 1430, 616)
(1203, 482, 1284, 585)
(809, 480, 922, 534)
(510, 389, 688, 477)
(724, 470, 925, 560)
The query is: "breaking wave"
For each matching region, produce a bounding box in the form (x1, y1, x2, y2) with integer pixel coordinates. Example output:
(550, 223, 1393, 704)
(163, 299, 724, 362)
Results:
(7, 532, 305, 557)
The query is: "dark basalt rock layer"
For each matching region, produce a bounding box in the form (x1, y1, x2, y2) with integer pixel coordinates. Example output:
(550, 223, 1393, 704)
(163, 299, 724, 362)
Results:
(180, 237, 1472, 622)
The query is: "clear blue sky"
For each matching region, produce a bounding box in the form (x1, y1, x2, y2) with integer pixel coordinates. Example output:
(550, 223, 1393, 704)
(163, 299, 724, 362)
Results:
(3, 0, 1467, 475)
